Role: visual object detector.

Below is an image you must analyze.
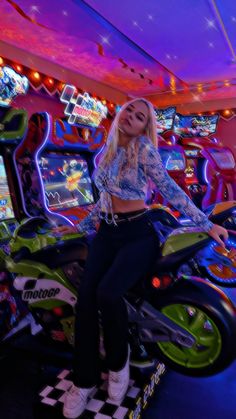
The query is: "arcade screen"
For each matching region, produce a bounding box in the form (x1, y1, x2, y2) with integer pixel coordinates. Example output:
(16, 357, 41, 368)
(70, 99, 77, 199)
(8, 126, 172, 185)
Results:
(209, 148, 236, 169)
(174, 114, 219, 137)
(159, 148, 185, 171)
(155, 107, 176, 134)
(39, 154, 95, 210)
(0, 156, 14, 220)
(184, 159, 199, 183)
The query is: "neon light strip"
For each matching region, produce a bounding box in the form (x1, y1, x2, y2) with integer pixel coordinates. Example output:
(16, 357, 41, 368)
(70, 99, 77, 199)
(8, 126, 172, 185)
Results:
(34, 113, 74, 225)
(93, 143, 106, 169)
(203, 160, 209, 184)
(13, 113, 73, 225)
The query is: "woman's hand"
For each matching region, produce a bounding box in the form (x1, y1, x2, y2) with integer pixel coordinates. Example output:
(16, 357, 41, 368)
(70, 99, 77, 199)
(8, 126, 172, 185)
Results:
(52, 225, 78, 236)
(207, 223, 228, 248)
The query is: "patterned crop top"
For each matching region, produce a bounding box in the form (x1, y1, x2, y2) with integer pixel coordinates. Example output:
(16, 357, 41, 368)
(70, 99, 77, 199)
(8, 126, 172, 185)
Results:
(78, 136, 213, 233)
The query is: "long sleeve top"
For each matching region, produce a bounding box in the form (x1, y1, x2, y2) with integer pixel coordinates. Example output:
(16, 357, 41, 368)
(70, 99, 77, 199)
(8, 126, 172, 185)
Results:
(78, 136, 213, 233)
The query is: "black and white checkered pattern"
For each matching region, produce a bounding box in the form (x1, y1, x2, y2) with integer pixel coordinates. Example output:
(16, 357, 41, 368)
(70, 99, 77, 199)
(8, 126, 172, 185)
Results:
(39, 361, 166, 418)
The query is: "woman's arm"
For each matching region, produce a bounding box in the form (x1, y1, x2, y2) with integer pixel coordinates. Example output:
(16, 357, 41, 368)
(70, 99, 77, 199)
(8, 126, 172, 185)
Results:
(144, 139, 213, 231)
(53, 199, 101, 236)
(76, 198, 101, 233)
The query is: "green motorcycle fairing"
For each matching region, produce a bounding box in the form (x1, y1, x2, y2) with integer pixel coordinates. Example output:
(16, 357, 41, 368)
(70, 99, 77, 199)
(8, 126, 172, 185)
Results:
(0, 108, 28, 141)
(10, 231, 58, 254)
(162, 228, 209, 257)
(6, 255, 78, 310)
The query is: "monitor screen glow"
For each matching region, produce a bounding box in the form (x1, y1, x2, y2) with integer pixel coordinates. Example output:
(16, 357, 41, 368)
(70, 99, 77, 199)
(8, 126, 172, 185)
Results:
(0, 155, 14, 220)
(39, 154, 95, 210)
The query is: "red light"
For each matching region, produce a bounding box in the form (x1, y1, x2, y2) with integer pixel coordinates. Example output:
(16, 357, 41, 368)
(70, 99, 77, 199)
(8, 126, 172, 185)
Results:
(152, 277, 161, 288)
(162, 275, 172, 287)
(48, 78, 54, 85)
(52, 307, 63, 316)
(0, 57, 3, 65)
(16, 64, 22, 72)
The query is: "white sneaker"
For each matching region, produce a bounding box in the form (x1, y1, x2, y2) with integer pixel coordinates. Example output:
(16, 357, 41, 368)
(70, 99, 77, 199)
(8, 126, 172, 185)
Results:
(63, 384, 95, 418)
(108, 346, 130, 402)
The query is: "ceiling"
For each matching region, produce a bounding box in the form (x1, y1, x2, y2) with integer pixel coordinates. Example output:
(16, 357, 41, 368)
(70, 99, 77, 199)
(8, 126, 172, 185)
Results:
(0, 0, 236, 103)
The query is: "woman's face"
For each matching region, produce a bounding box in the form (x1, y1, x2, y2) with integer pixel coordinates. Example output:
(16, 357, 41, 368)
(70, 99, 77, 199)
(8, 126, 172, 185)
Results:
(118, 101, 149, 137)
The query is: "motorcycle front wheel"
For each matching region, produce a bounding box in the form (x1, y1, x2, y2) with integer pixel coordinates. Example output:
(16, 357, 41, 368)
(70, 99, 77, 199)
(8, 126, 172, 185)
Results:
(151, 279, 236, 376)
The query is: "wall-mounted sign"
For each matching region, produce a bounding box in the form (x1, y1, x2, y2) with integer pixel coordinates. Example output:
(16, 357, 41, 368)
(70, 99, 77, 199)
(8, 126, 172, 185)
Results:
(60, 85, 108, 127)
(0, 66, 29, 107)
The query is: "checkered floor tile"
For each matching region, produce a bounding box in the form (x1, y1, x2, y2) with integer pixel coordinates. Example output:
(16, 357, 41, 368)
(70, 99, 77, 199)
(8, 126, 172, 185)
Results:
(39, 362, 166, 418)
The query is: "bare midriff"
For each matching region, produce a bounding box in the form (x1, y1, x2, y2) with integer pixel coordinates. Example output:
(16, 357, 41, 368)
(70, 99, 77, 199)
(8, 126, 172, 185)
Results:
(110, 195, 147, 213)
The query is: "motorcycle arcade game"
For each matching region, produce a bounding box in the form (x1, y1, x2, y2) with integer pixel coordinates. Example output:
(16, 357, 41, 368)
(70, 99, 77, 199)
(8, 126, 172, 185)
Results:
(173, 113, 236, 211)
(9, 96, 236, 417)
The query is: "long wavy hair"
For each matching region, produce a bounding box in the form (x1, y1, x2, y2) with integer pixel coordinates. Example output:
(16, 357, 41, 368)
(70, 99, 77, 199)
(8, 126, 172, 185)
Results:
(98, 98, 158, 172)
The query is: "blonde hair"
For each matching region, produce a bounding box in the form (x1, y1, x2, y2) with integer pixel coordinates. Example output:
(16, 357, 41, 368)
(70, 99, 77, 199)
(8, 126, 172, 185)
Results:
(99, 98, 158, 169)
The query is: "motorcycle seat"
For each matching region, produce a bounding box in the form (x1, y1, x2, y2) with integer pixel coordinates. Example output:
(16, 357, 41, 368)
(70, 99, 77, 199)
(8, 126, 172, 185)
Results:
(154, 238, 209, 273)
(13, 238, 88, 269)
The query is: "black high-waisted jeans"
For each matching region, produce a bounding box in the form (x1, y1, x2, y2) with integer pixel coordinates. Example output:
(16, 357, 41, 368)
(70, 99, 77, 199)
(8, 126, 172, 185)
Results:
(73, 211, 160, 388)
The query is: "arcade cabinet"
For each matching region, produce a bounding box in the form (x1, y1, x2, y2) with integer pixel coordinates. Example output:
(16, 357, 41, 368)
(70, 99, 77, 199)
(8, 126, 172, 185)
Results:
(178, 138, 208, 209)
(150, 134, 190, 209)
(39, 116, 106, 225)
(200, 144, 236, 209)
(0, 107, 30, 340)
(148, 106, 191, 212)
(19, 87, 108, 226)
(174, 113, 236, 210)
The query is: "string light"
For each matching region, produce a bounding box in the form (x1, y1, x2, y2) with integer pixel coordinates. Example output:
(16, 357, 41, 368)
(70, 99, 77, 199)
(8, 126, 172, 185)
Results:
(0, 56, 118, 113)
(16, 64, 23, 72)
(33, 71, 40, 80)
(197, 84, 203, 92)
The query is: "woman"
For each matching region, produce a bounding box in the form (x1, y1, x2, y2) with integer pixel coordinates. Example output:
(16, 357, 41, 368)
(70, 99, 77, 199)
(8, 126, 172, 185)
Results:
(57, 99, 228, 419)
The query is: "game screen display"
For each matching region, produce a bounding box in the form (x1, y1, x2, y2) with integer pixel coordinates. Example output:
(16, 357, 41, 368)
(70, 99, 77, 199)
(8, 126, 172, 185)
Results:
(184, 159, 199, 183)
(39, 154, 95, 210)
(174, 114, 219, 137)
(0, 156, 14, 220)
(159, 148, 185, 171)
(209, 148, 235, 170)
(184, 149, 200, 158)
(155, 106, 176, 134)
(0, 66, 29, 107)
